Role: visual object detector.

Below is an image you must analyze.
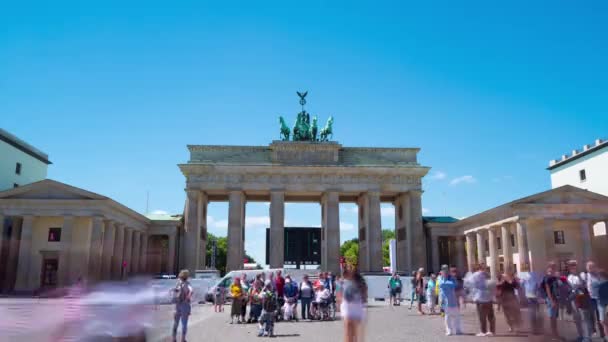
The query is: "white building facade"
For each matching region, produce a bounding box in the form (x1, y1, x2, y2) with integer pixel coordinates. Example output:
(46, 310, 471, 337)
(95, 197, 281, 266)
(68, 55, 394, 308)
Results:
(549, 138, 608, 196)
(0, 128, 51, 191)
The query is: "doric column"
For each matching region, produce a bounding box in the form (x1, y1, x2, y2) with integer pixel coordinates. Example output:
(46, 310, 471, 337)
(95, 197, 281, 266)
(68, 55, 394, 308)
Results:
(227, 190, 245, 272)
(322, 191, 340, 274)
(501, 224, 513, 273)
(488, 227, 499, 279)
(465, 233, 475, 272)
(140, 233, 148, 273)
(394, 193, 411, 272)
(580, 220, 593, 262)
(57, 216, 75, 286)
(132, 231, 141, 274)
(430, 233, 439, 273)
(0, 214, 4, 259)
(198, 192, 208, 269)
(14, 216, 34, 291)
(101, 220, 115, 280)
(122, 228, 133, 277)
(357, 191, 382, 272)
(455, 236, 466, 271)
(112, 223, 125, 280)
(87, 216, 105, 283)
(3, 217, 22, 292)
(516, 220, 530, 271)
(408, 190, 426, 270)
(269, 191, 285, 269)
(167, 233, 176, 274)
(544, 219, 556, 264)
(184, 190, 201, 274)
(476, 230, 485, 265)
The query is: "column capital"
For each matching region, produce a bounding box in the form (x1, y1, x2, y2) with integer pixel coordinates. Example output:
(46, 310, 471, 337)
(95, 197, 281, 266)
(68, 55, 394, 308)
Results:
(366, 190, 381, 197)
(409, 189, 422, 197)
(92, 216, 104, 223)
(186, 189, 199, 201)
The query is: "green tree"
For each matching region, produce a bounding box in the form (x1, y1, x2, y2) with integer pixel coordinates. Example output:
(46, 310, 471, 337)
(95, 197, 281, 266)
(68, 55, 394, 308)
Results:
(206, 233, 256, 275)
(339, 229, 396, 270)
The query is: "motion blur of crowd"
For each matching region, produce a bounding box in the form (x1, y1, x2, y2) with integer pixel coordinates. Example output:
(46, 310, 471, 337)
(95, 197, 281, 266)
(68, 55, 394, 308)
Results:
(393, 260, 608, 340)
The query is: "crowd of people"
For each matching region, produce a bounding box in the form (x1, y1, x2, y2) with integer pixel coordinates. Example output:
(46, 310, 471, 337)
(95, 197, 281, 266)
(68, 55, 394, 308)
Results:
(398, 260, 608, 340)
(221, 268, 367, 339)
(169, 259, 608, 341)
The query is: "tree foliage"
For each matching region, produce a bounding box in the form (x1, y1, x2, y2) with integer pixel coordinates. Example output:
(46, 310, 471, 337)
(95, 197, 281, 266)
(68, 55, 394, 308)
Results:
(339, 229, 396, 269)
(206, 233, 256, 275)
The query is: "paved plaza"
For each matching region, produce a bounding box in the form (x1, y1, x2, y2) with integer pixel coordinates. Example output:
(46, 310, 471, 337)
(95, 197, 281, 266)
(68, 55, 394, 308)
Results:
(150, 301, 593, 342)
(0, 298, 603, 341)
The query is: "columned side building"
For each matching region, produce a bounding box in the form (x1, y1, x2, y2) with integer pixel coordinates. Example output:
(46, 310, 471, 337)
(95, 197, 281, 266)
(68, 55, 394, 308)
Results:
(426, 186, 608, 277)
(0, 180, 181, 293)
(179, 141, 430, 274)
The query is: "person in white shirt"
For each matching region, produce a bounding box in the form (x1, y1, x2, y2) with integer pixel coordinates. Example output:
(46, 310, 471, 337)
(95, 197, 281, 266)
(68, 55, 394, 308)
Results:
(566, 260, 593, 342)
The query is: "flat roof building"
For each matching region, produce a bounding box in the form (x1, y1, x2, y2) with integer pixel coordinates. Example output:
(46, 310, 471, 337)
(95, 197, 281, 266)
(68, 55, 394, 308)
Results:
(0, 128, 51, 191)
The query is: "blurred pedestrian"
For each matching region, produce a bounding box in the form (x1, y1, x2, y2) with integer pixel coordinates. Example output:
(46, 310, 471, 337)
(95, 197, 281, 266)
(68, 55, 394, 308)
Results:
(541, 262, 560, 338)
(566, 260, 593, 342)
(408, 270, 417, 310)
(258, 280, 276, 337)
(172, 270, 193, 342)
(582, 261, 607, 339)
(414, 268, 426, 315)
(440, 269, 463, 335)
(299, 274, 314, 320)
(518, 263, 543, 335)
(497, 269, 522, 333)
(469, 264, 495, 336)
(426, 273, 437, 314)
(342, 268, 367, 342)
(230, 277, 243, 324)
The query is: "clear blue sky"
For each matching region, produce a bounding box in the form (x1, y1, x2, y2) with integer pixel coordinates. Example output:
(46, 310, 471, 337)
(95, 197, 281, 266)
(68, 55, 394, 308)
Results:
(2, 1, 607, 265)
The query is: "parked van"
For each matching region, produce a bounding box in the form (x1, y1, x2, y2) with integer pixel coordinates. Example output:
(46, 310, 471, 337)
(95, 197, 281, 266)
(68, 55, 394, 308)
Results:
(205, 269, 282, 303)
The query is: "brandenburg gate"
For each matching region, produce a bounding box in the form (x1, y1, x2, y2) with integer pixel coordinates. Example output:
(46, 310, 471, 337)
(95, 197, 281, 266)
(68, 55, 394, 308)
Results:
(179, 93, 430, 274)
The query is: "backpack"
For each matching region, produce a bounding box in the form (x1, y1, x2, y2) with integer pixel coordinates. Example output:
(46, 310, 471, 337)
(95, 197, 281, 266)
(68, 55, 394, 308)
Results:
(599, 280, 608, 307)
(173, 281, 189, 304)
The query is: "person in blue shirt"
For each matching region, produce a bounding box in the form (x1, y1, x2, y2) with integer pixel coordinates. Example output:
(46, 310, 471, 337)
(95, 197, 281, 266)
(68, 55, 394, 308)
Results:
(440, 271, 463, 336)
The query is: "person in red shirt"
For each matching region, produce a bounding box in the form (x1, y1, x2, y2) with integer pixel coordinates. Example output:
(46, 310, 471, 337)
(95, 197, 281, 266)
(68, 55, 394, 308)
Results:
(275, 270, 285, 298)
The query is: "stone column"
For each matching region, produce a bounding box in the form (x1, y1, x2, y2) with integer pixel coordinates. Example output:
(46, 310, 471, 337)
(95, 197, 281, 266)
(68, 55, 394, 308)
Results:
(322, 191, 340, 274)
(227, 190, 245, 272)
(168, 233, 176, 274)
(501, 224, 513, 273)
(140, 233, 148, 273)
(122, 228, 133, 277)
(57, 216, 75, 286)
(0, 214, 4, 259)
(409, 190, 426, 270)
(465, 233, 475, 272)
(357, 191, 382, 272)
(132, 231, 141, 274)
(455, 236, 466, 271)
(3, 217, 22, 292)
(101, 220, 115, 280)
(198, 192, 208, 269)
(488, 227, 499, 279)
(184, 190, 201, 274)
(87, 217, 105, 283)
(394, 193, 411, 272)
(476, 231, 485, 265)
(516, 220, 530, 271)
(544, 219, 556, 264)
(580, 220, 593, 262)
(430, 233, 439, 273)
(112, 224, 125, 280)
(269, 191, 285, 268)
(14, 216, 34, 291)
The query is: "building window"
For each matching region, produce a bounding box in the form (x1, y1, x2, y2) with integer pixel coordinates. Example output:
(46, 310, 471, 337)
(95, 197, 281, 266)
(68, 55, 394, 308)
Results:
(485, 239, 489, 252)
(579, 169, 586, 182)
(48, 228, 62, 242)
(497, 237, 502, 249)
(554, 230, 566, 245)
(510, 234, 515, 247)
(13, 183, 19, 188)
(15, 162, 22, 175)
